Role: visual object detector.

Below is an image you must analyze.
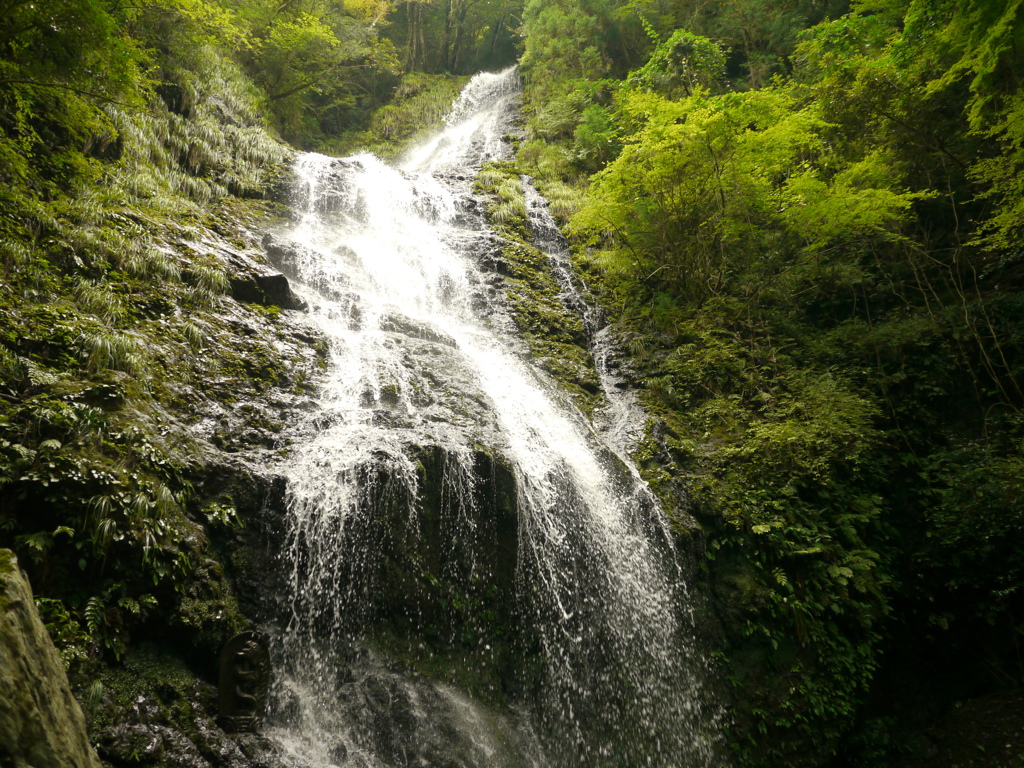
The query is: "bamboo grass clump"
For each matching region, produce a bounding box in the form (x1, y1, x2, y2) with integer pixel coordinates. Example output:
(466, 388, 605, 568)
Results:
(74, 281, 126, 323)
(539, 179, 584, 222)
(105, 46, 287, 211)
(491, 177, 528, 227)
(181, 320, 207, 350)
(475, 165, 505, 190)
(185, 263, 230, 308)
(78, 330, 145, 375)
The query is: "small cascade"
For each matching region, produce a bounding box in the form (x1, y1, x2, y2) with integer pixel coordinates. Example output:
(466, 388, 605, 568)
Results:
(520, 180, 603, 339)
(263, 66, 724, 768)
(402, 69, 521, 174)
(521, 180, 648, 458)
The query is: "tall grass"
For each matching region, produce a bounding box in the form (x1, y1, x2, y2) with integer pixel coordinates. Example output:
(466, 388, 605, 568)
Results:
(491, 177, 528, 227)
(74, 281, 126, 323)
(106, 45, 288, 210)
(78, 330, 145, 374)
(539, 179, 585, 223)
(186, 263, 230, 308)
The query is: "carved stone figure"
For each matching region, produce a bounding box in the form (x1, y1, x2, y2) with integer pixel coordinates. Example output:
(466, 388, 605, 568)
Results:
(218, 631, 270, 733)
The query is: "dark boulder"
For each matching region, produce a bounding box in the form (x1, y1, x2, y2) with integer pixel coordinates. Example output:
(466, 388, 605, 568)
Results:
(229, 271, 307, 311)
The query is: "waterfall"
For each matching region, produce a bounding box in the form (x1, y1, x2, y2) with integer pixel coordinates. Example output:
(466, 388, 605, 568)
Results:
(263, 66, 723, 768)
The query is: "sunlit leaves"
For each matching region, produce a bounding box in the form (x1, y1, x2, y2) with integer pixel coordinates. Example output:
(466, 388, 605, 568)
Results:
(971, 92, 1024, 251)
(158, 0, 245, 48)
(781, 152, 921, 253)
(626, 28, 726, 98)
(575, 85, 916, 303)
(342, 0, 394, 24)
(0, 0, 150, 197)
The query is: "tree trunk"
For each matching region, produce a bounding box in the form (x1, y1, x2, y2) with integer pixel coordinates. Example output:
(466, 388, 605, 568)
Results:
(442, 0, 454, 72)
(404, 1, 420, 72)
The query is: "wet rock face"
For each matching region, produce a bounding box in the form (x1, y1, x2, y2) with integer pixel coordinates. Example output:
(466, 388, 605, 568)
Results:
(222, 244, 307, 311)
(99, 713, 285, 768)
(334, 665, 544, 768)
(228, 271, 306, 311)
(366, 446, 520, 652)
(186, 462, 290, 634)
(260, 442, 520, 661)
(0, 549, 101, 768)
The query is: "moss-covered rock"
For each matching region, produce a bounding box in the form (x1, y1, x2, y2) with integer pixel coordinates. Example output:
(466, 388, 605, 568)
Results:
(92, 644, 287, 768)
(0, 550, 102, 768)
(474, 163, 602, 415)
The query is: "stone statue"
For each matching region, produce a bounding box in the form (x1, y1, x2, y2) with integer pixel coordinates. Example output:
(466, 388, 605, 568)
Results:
(218, 631, 270, 733)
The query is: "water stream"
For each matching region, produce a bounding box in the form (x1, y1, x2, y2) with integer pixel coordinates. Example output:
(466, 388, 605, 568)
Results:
(521, 179, 649, 461)
(263, 66, 722, 768)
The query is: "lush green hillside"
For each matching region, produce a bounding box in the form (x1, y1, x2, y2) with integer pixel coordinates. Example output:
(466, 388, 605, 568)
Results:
(516, 0, 1024, 765)
(0, 2, 523, 762)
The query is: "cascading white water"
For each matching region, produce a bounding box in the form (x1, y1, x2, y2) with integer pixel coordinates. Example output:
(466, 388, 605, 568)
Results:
(265, 66, 723, 768)
(402, 69, 520, 174)
(521, 179, 650, 462)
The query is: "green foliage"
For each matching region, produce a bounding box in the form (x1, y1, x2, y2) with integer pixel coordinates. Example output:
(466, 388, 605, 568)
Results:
(626, 29, 727, 98)
(574, 86, 916, 305)
(971, 91, 1024, 251)
(571, 103, 617, 163)
(0, 0, 147, 200)
(36, 596, 92, 669)
(476, 162, 535, 245)
(371, 73, 468, 140)
(325, 71, 470, 158)
(919, 438, 1024, 627)
(0, 0, 317, 681)
(624, 303, 893, 764)
(249, 11, 397, 142)
(488, 174, 530, 239)
(518, 0, 1024, 764)
(0, 0, 1021, 762)
(521, 0, 607, 107)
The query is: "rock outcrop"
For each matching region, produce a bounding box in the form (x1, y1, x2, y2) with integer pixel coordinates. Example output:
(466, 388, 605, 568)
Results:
(0, 549, 102, 768)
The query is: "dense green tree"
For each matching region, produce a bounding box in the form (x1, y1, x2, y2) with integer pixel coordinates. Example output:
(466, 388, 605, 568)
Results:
(626, 28, 727, 97)
(574, 85, 916, 303)
(521, 0, 607, 103)
(0, 0, 148, 195)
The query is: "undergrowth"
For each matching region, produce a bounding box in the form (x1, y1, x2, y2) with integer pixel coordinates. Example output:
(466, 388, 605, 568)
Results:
(0, 19, 292, 680)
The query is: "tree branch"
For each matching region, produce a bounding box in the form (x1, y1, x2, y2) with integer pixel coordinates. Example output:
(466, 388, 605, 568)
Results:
(0, 78, 134, 107)
(267, 63, 367, 101)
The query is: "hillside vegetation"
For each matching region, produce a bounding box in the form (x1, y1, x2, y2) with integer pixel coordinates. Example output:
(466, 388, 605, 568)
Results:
(516, 0, 1024, 765)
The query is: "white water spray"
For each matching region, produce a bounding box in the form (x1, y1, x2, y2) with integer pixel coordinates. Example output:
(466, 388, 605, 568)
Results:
(265, 66, 723, 768)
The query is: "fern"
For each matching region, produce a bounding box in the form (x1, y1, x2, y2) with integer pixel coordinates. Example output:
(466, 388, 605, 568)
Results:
(84, 595, 104, 637)
(773, 567, 790, 590)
